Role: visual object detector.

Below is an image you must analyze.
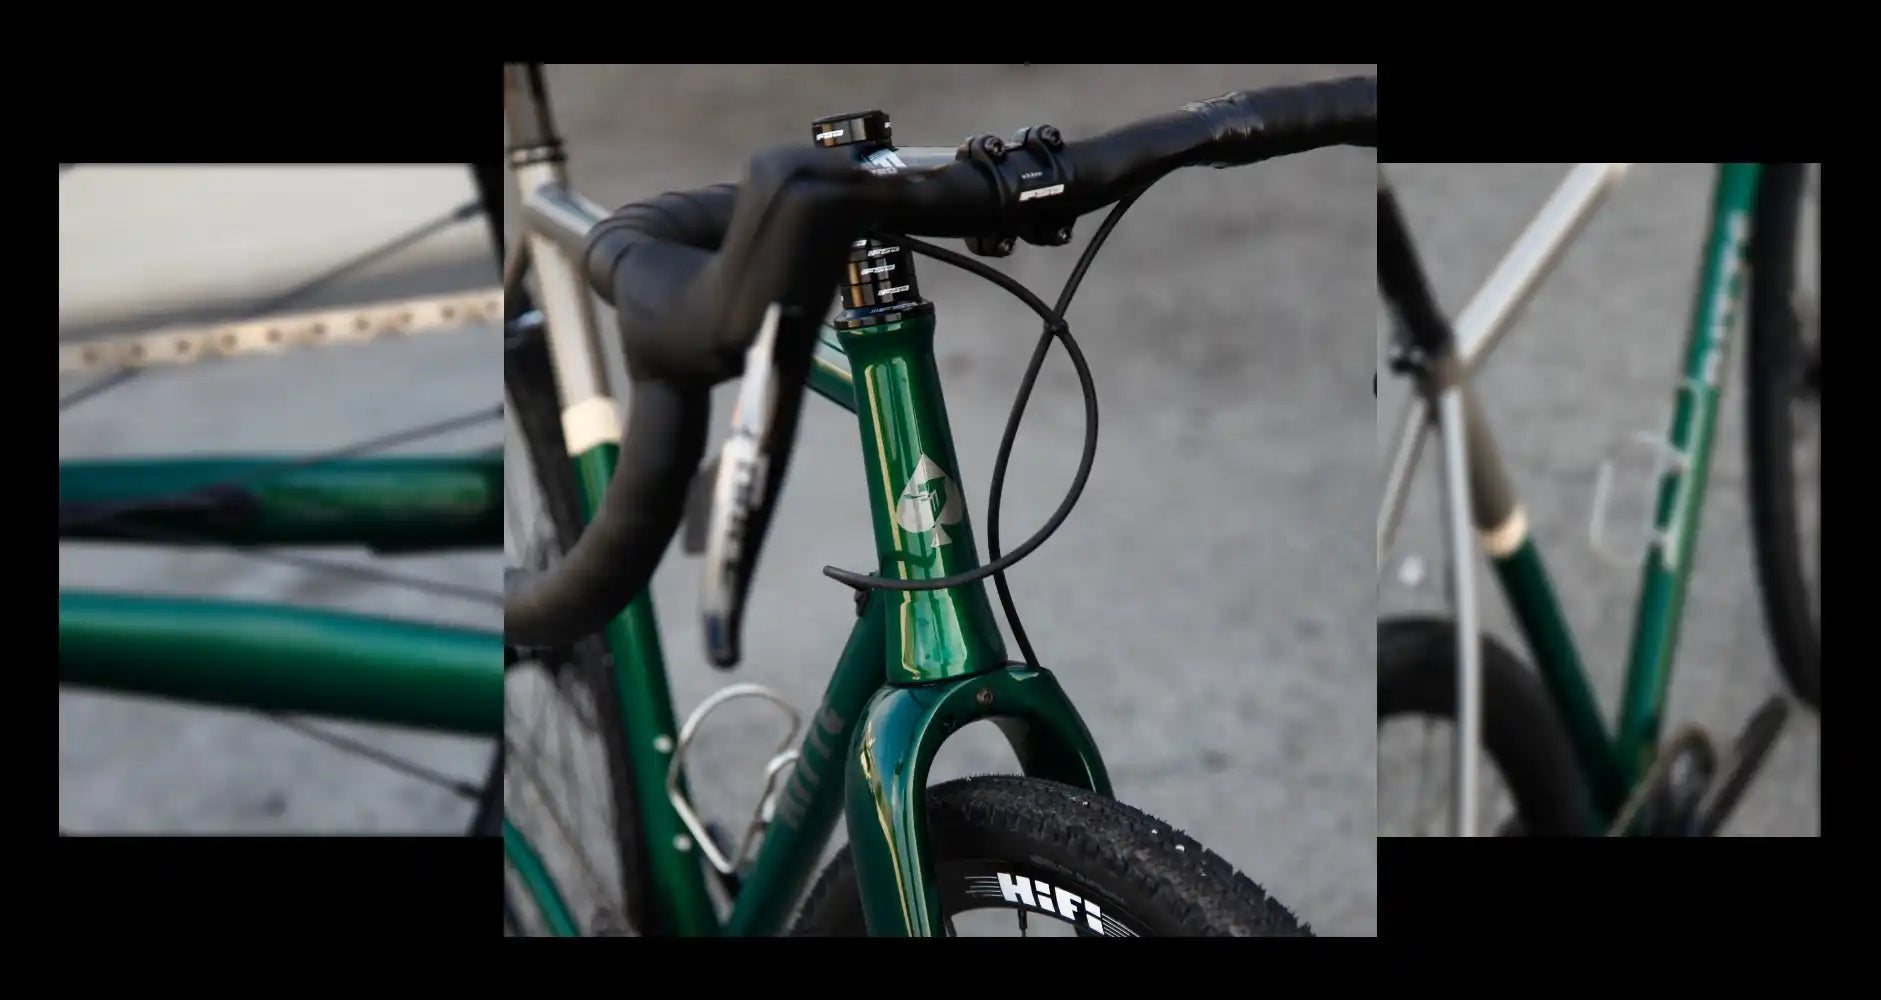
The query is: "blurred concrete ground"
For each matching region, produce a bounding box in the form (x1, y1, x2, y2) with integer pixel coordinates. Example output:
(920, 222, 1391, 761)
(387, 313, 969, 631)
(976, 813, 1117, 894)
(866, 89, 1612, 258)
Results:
(1377, 163, 1820, 836)
(59, 166, 503, 833)
(513, 65, 1377, 933)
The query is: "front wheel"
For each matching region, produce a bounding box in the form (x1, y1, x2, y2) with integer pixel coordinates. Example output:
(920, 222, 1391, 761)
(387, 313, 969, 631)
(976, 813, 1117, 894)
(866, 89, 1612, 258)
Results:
(790, 775, 1309, 937)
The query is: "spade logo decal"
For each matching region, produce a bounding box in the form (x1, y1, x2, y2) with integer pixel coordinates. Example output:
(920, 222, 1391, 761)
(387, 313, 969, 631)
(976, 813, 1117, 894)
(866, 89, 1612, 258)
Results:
(895, 453, 964, 545)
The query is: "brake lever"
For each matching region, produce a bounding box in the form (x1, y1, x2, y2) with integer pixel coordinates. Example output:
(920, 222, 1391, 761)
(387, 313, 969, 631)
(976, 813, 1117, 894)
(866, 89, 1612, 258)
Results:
(699, 302, 785, 668)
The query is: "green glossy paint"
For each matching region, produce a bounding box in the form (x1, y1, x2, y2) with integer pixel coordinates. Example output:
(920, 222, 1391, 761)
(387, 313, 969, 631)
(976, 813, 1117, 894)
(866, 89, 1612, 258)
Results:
(59, 591, 500, 735)
(723, 592, 890, 936)
(516, 295, 1109, 928)
(58, 455, 502, 551)
(570, 441, 718, 937)
(1475, 165, 1765, 834)
(1614, 163, 1760, 786)
(845, 666, 1110, 936)
(1492, 541, 1622, 824)
(505, 817, 580, 936)
(839, 312, 1007, 684)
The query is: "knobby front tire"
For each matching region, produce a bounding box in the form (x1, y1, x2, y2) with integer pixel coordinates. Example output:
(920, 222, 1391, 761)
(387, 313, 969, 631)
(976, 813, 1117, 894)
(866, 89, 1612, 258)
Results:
(790, 775, 1309, 937)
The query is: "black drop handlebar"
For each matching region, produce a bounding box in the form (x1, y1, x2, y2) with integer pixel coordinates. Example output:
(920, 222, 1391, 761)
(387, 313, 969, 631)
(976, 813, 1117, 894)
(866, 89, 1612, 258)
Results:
(503, 75, 1377, 649)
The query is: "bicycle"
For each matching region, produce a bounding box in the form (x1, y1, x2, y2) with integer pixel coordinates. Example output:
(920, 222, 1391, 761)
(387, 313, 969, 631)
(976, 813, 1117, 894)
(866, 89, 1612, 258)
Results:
(1375, 163, 1820, 837)
(501, 64, 1377, 935)
(59, 165, 507, 833)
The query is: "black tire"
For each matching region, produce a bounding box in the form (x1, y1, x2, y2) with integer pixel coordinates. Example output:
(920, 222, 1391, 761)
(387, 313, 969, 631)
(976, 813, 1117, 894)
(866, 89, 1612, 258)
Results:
(502, 318, 652, 936)
(789, 775, 1309, 937)
(1744, 163, 1819, 712)
(1377, 616, 1590, 837)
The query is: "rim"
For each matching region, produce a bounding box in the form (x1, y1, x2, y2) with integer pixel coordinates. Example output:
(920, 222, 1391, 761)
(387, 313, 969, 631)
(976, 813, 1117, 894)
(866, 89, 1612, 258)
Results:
(1377, 715, 1521, 837)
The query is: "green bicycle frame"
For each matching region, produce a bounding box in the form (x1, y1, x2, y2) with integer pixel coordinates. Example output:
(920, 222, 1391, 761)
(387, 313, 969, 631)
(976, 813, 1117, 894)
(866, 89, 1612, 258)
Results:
(59, 454, 505, 738)
(1408, 164, 1762, 830)
(1606, 164, 1760, 789)
(60, 455, 503, 551)
(532, 310, 1111, 936)
(503, 64, 1110, 934)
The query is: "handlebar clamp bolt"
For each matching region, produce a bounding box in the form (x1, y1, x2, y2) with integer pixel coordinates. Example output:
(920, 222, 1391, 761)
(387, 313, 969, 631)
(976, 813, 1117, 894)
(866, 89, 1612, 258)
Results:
(1019, 222, 1074, 249)
(962, 233, 1017, 258)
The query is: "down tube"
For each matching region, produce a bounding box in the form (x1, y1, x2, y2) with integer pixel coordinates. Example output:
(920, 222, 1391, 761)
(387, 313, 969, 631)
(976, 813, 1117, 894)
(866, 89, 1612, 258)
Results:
(567, 440, 717, 937)
(60, 591, 500, 736)
(722, 593, 889, 936)
(1612, 163, 1760, 784)
(715, 326, 861, 936)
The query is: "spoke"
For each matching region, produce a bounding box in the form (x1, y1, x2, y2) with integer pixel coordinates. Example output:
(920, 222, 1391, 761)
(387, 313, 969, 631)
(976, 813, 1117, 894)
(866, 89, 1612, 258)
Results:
(58, 368, 140, 412)
(60, 182, 503, 827)
(57, 503, 506, 608)
(502, 490, 619, 914)
(470, 748, 504, 836)
(268, 713, 481, 798)
(55, 519, 500, 605)
(506, 718, 617, 911)
(1413, 718, 1439, 836)
(247, 199, 484, 319)
(213, 546, 502, 605)
(564, 647, 602, 729)
(264, 403, 503, 470)
(60, 192, 505, 608)
(60, 198, 483, 412)
(554, 670, 590, 862)
(504, 884, 526, 936)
